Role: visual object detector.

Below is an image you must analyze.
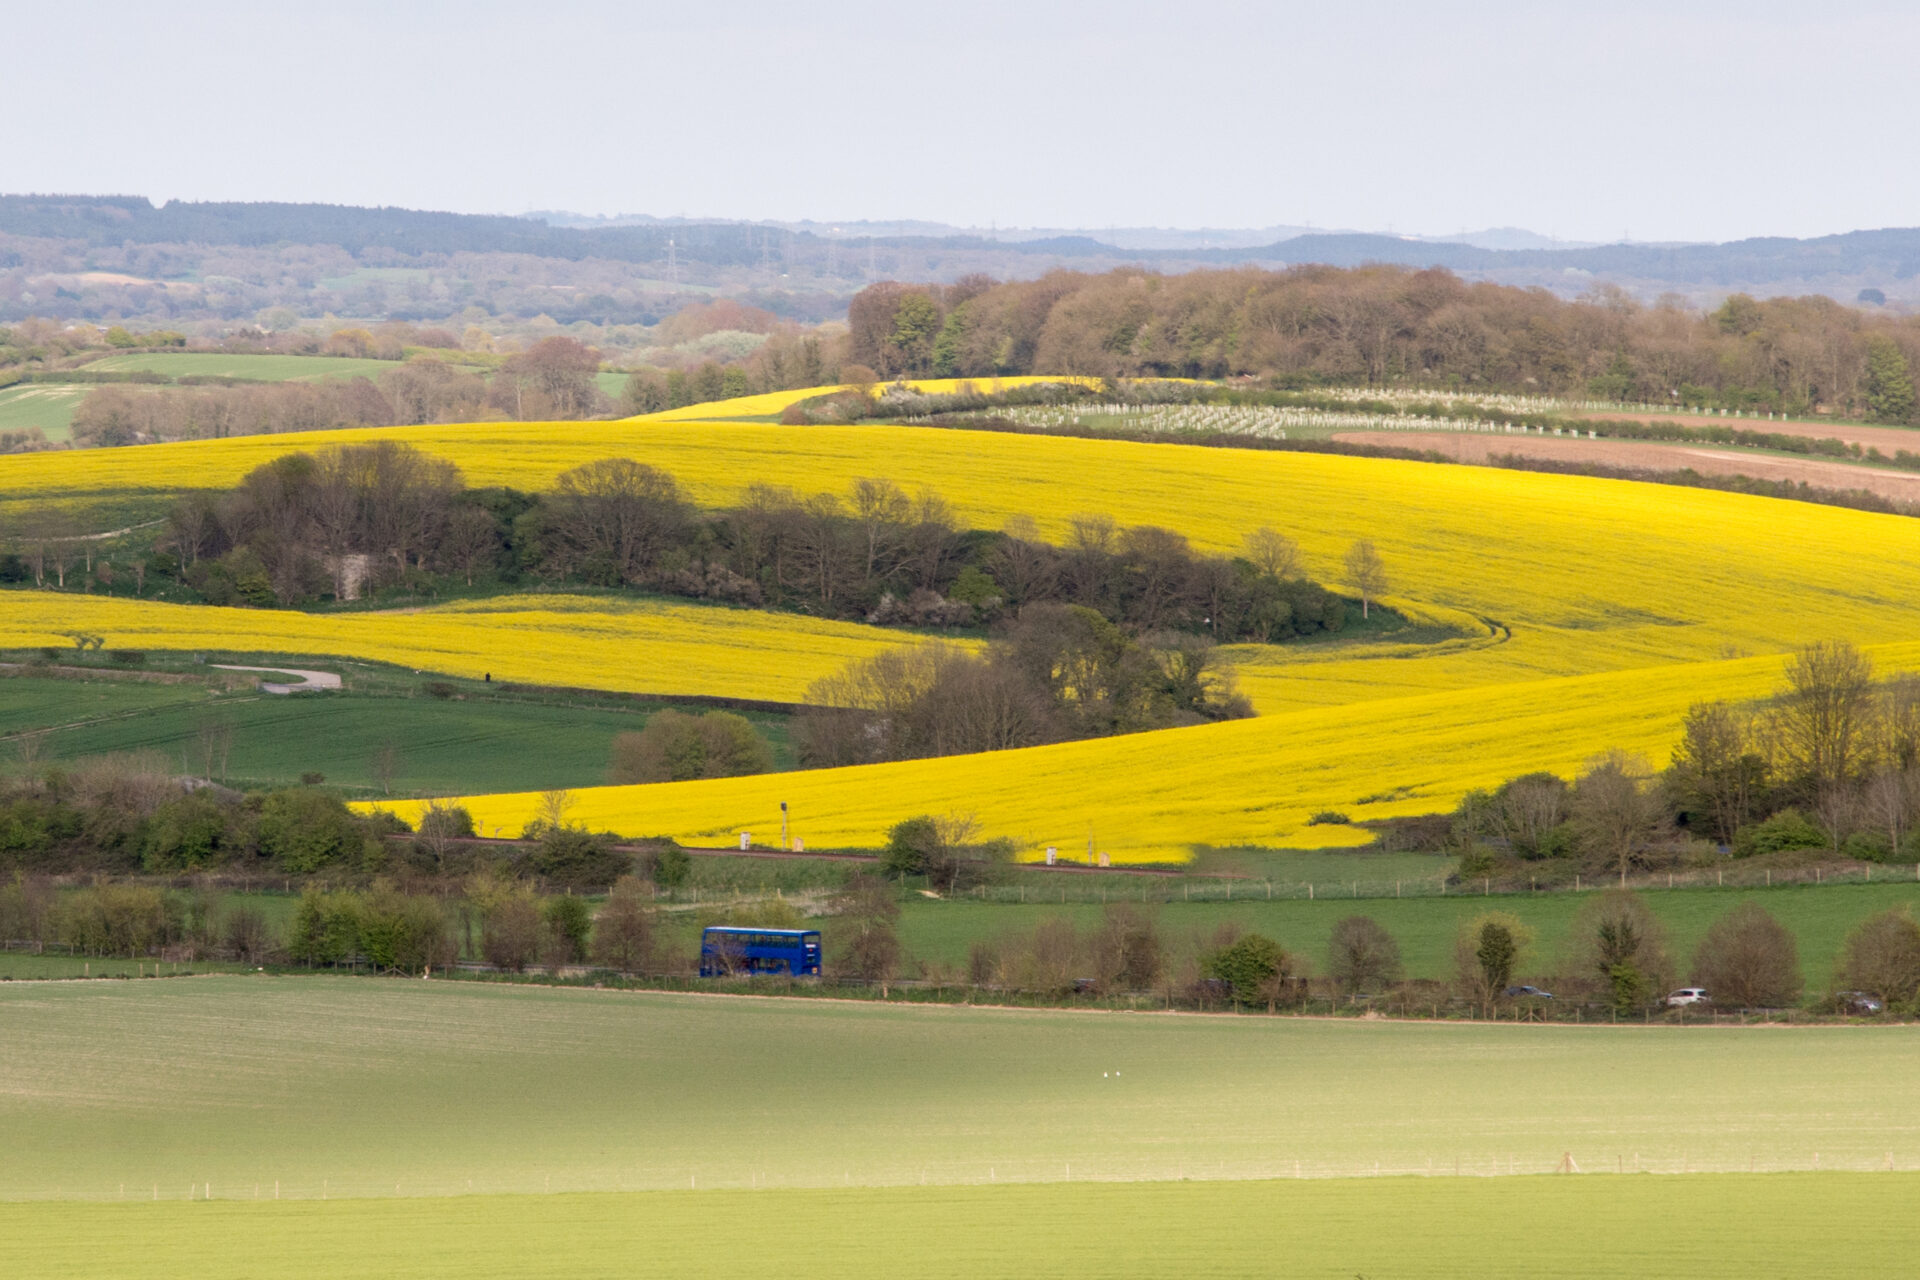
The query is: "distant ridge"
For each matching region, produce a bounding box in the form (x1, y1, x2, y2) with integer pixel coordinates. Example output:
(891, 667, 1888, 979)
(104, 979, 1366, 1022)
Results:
(4, 195, 1917, 292)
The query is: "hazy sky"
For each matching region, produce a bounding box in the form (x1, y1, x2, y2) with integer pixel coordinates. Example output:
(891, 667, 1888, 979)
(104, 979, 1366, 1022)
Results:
(14, 1, 1918, 243)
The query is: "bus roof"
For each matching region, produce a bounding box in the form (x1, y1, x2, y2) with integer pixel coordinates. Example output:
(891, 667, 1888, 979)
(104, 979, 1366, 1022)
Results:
(701, 926, 820, 937)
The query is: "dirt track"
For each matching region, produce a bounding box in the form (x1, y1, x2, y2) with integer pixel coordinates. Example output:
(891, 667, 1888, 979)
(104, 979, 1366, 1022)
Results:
(1570, 410, 1920, 454)
(1332, 431, 1920, 503)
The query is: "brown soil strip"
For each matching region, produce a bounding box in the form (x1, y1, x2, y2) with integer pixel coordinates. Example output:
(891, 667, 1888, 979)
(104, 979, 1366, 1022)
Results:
(1332, 431, 1920, 502)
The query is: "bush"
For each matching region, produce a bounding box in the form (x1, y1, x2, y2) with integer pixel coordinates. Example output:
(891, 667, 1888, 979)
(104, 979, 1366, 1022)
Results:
(481, 891, 542, 971)
(358, 885, 454, 974)
(423, 681, 458, 699)
(1691, 902, 1801, 1009)
(108, 650, 146, 666)
(1202, 932, 1289, 1008)
(1327, 915, 1403, 992)
(543, 894, 593, 964)
(530, 826, 629, 889)
(591, 876, 656, 972)
(286, 889, 361, 965)
(258, 789, 367, 873)
(1306, 811, 1350, 826)
(648, 844, 691, 890)
(607, 710, 773, 784)
(1835, 908, 1920, 1005)
(57, 883, 175, 956)
(1731, 809, 1828, 858)
(416, 803, 476, 841)
(142, 790, 247, 871)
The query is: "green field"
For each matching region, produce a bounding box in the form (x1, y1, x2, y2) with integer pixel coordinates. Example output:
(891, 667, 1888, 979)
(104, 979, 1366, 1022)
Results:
(1, 670, 793, 797)
(10, 1175, 1915, 1279)
(79, 352, 403, 382)
(0, 383, 89, 442)
(898, 880, 1920, 988)
(5, 978, 1918, 1203)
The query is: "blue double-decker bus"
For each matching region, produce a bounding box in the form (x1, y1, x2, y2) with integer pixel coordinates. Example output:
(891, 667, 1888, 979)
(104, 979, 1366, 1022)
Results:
(699, 927, 822, 977)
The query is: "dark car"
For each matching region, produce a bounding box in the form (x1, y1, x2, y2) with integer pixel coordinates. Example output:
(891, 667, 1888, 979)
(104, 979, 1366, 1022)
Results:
(1504, 985, 1554, 999)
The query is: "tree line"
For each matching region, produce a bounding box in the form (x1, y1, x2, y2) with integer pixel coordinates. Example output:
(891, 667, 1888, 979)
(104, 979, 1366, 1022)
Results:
(1391, 641, 1920, 884)
(62, 337, 612, 447)
(845, 266, 1920, 421)
(14, 441, 1375, 648)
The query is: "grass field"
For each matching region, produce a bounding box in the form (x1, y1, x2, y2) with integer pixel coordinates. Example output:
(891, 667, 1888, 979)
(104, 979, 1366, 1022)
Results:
(895, 880, 1920, 987)
(0, 670, 795, 797)
(77, 352, 403, 382)
(5, 977, 1919, 1203)
(0, 383, 88, 442)
(10, 1175, 1915, 1279)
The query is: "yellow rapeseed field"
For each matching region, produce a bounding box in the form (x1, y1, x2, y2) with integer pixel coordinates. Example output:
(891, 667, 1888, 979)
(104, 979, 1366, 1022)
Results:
(9, 391, 1920, 858)
(0, 593, 961, 704)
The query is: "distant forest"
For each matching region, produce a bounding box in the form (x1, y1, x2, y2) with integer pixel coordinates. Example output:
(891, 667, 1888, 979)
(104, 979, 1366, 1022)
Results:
(844, 269, 1920, 421)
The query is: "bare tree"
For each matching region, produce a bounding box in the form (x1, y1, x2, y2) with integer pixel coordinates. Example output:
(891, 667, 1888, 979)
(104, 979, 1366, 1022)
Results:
(439, 504, 500, 586)
(1777, 640, 1876, 797)
(1243, 526, 1300, 579)
(1835, 908, 1920, 1004)
(1571, 750, 1666, 886)
(1692, 902, 1801, 1009)
(370, 741, 402, 796)
(849, 477, 911, 587)
(1327, 915, 1403, 993)
(1666, 701, 1767, 844)
(545, 458, 688, 585)
(591, 876, 657, 973)
(1343, 538, 1388, 619)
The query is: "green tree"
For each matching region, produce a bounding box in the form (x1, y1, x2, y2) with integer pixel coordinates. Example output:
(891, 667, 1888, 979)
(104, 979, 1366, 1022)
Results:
(258, 789, 367, 873)
(1865, 337, 1917, 424)
(1203, 932, 1288, 1008)
(543, 894, 593, 964)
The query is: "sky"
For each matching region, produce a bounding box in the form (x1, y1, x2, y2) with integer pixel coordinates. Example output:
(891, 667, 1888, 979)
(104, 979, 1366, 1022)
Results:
(13, 1, 1919, 244)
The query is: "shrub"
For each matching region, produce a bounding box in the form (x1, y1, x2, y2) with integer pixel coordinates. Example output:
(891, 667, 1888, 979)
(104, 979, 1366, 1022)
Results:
(1454, 911, 1535, 1005)
(481, 891, 542, 971)
(1327, 915, 1403, 992)
(286, 889, 361, 965)
(423, 681, 458, 699)
(358, 885, 454, 974)
(142, 790, 246, 871)
(1566, 890, 1672, 1012)
(607, 710, 773, 784)
(1088, 904, 1162, 991)
(1691, 902, 1801, 1009)
(1203, 932, 1289, 1007)
(543, 894, 593, 964)
(258, 789, 366, 873)
(1306, 811, 1350, 826)
(223, 905, 277, 964)
(57, 883, 174, 956)
(416, 803, 476, 841)
(1835, 908, 1920, 1005)
(108, 650, 146, 666)
(648, 844, 692, 890)
(530, 826, 629, 889)
(1731, 809, 1828, 858)
(591, 876, 656, 972)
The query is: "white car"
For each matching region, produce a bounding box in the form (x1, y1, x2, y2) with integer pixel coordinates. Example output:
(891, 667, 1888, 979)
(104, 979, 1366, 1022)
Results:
(1666, 988, 1711, 1007)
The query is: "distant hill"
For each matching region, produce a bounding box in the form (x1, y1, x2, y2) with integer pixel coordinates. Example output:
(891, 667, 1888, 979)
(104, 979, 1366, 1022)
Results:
(5, 196, 1918, 322)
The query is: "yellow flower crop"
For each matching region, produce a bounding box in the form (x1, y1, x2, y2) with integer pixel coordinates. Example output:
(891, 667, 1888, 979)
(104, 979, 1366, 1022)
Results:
(9, 392, 1920, 860)
(0, 593, 961, 703)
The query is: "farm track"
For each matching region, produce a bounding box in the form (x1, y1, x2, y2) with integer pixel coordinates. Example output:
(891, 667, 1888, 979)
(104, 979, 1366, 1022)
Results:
(1333, 430, 1920, 501)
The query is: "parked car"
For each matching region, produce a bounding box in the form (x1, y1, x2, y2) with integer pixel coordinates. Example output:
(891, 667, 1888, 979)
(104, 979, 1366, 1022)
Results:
(1666, 988, 1711, 1007)
(1504, 985, 1553, 999)
(1835, 991, 1885, 1015)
